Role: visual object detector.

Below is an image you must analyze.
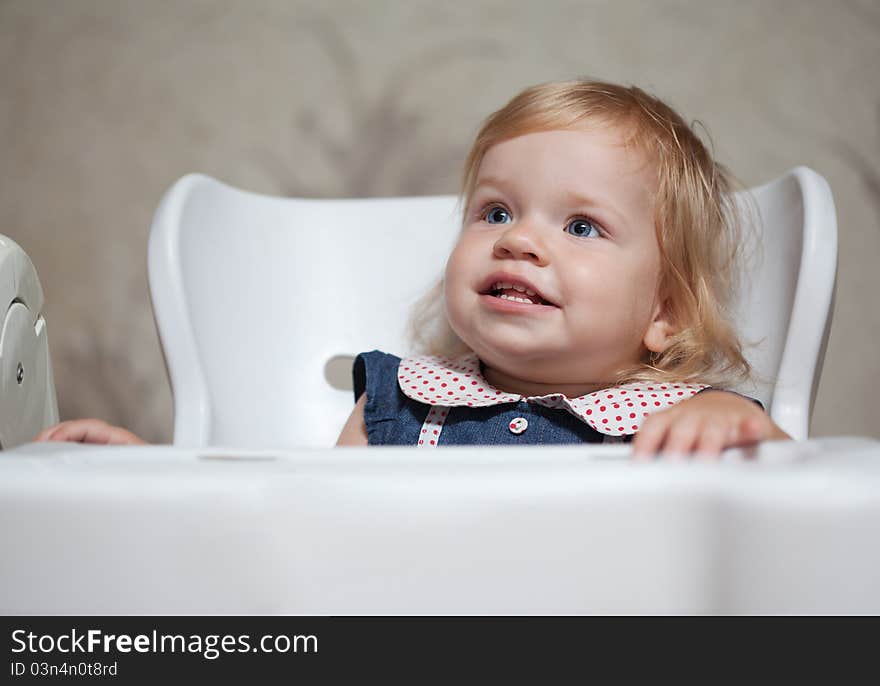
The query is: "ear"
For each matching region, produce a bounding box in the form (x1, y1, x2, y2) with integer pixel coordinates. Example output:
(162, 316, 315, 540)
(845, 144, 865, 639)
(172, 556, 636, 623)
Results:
(643, 298, 677, 353)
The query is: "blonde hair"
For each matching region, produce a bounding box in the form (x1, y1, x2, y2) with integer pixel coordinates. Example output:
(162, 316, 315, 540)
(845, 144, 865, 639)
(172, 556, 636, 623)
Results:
(409, 79, 752, 386)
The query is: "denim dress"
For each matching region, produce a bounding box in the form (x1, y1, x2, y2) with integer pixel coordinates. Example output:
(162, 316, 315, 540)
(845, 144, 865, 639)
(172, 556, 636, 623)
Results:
(353, 350, 630, 446)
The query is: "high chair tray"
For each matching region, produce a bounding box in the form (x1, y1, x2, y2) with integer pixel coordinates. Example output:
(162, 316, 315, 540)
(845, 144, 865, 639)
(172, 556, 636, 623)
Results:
(2, 437, 878, 614)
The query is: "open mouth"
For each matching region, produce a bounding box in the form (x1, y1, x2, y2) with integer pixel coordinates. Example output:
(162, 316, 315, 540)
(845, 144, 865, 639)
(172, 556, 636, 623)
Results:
(481, 279, 556, 307)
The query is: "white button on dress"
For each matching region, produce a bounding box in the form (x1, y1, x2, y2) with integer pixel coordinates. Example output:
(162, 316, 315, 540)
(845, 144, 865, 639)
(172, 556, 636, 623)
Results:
(508, 417, 528, 434)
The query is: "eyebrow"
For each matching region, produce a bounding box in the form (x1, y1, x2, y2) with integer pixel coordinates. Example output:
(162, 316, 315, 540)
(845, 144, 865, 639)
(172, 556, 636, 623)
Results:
(560, 189, 627, 228)
(472, 176, 516, 196)
(472, 176, 628, 228)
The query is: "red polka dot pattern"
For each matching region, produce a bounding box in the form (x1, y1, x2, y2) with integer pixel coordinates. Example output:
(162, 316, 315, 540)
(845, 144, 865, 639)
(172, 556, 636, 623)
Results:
(416, 405, 449, 449)
(401, 354, 709, 439)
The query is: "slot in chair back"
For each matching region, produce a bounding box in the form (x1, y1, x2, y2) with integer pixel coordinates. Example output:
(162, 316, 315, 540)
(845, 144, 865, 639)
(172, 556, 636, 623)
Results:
(148, 167, 836, 447)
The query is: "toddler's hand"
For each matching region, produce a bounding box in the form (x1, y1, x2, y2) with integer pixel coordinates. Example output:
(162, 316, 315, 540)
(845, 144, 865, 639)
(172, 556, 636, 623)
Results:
(33, 419, 147, 445)
(631, 390, 790, 459)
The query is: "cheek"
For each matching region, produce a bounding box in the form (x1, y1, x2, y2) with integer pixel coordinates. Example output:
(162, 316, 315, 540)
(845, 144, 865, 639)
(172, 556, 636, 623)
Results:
(564, 253, 659, 324)
(444, 232, 483, 290)
(625, 262, 663, 327)
(559, 252, 616, 306)
(443, 243, 470, 323)
(443, 243, 466, 295)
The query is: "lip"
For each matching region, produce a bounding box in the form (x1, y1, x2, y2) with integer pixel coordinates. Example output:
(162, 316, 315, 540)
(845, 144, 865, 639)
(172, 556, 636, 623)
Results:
(478, 293, 559, 314)
(477, 271, 559, 308)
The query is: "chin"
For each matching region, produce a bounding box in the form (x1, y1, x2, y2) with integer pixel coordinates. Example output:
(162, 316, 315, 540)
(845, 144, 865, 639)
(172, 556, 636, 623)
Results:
(470, 336, 560, 368)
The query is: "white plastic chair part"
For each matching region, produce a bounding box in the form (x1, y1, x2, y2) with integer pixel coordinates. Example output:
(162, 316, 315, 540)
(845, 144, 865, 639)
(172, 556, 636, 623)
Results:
(148, 167, 836, 448)
(148, 176, 458, 448)
(3, 438, 880, 614)
(731, 167, 838, 440)
(0, 235, 59, 449)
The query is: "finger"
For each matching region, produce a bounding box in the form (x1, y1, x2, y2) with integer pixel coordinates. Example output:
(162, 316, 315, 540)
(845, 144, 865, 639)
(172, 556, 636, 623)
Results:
(631, 414, 672, 460)
(77, 423, 121, 445)
(78, 422, 145, 445)
(33, 424, 59, 442)
(47, 419, 112, 443)
(726, 415, 769, 447)
(693, 421, 728, 459)
(34, 419, 142, 445)
(109, 428, 147, 445)
(660, 419, 703, 458)
(33, 420, 84, 443)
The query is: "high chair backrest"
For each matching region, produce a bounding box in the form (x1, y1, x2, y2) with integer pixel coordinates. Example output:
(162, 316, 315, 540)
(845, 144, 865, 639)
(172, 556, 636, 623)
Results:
(730, 167, 837, 441)
(0, 235, 59, 448)
(148, 167, 836, 447)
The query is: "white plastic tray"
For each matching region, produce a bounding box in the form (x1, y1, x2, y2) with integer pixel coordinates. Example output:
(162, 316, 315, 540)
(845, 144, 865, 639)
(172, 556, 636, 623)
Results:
(2, 437, 879, 614)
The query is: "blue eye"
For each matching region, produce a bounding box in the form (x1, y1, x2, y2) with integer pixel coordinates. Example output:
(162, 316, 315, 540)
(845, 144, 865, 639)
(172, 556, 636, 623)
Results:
(484, 206, 512, 224)
(565, 218, 600, 238)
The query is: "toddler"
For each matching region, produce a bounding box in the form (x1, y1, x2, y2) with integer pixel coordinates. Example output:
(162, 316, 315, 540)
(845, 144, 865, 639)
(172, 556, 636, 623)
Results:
(335, 79, 788, 454)
(37, 79, 789, 455)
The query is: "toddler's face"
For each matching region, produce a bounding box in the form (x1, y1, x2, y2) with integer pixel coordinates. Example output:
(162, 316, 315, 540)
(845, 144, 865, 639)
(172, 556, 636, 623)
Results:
(444, 127, 672, 392)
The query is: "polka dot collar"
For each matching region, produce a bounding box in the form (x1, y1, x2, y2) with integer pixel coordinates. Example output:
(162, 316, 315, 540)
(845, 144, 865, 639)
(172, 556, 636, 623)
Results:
(398, 354, 708, 437)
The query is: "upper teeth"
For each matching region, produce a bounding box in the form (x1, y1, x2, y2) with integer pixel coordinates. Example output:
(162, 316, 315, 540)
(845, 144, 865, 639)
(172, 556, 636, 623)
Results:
(492, 281, 537, 297)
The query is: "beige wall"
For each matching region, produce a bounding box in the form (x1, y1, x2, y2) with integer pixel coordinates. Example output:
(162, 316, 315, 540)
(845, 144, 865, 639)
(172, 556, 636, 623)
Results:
(1, 0, 878, 442)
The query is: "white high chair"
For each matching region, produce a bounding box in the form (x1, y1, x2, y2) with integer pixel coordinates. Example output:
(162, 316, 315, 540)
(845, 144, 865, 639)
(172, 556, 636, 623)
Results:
(148, 167, 837, 447)
(0, 171, 867, 618)
(0, 235, 59, 448)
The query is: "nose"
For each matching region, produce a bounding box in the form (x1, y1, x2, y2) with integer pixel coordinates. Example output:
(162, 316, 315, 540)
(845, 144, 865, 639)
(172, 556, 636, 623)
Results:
(492, 220, 549, 266)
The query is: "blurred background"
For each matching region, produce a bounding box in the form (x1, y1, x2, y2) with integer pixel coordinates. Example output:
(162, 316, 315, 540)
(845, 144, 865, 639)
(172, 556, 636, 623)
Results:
(1, 0, 878, 442)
